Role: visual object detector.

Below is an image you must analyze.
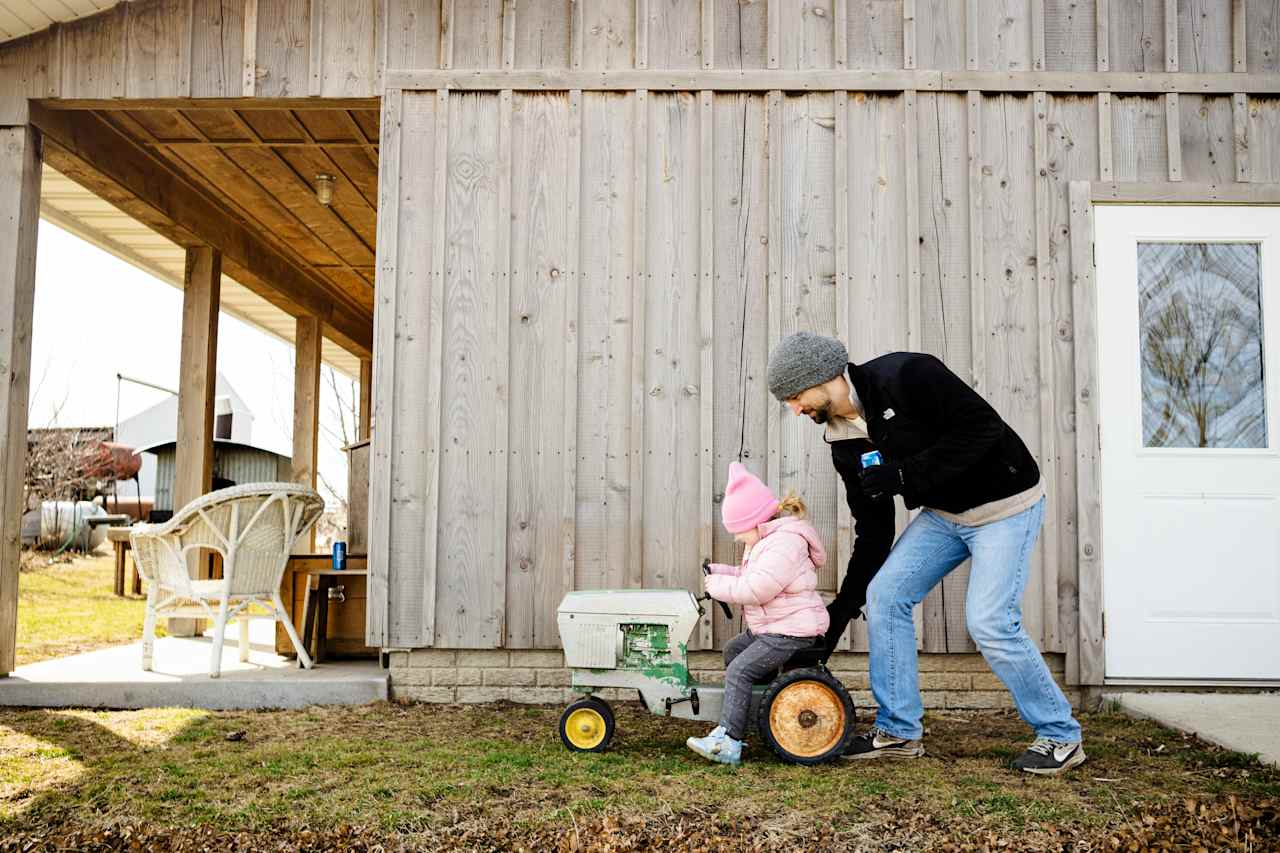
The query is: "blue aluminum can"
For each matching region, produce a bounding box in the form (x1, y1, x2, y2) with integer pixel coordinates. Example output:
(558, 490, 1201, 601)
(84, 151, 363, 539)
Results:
(860, 450, 883, 468)
(332, 540, 347, 571)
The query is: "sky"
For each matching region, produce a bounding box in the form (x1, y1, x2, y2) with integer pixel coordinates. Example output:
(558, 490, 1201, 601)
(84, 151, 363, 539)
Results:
(28, 220, 354, 509)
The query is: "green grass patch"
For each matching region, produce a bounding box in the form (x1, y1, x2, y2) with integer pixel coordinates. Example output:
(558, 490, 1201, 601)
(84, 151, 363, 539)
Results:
(17, 552, 162, 666)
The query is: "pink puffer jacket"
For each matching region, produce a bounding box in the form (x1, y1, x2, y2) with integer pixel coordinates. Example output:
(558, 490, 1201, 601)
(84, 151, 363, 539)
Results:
(704, 516, 830, 638)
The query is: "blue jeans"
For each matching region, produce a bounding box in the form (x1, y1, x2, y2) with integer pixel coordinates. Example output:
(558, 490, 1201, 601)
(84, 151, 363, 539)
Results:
(865, 497, 1081, 742)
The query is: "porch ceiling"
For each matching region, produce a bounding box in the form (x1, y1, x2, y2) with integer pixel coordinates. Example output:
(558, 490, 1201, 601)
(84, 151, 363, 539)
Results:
(31, 102, 378, 363)
(0, 0, 109, 44)
(98, 105, 381, 319)
(41, 164, 363, 379)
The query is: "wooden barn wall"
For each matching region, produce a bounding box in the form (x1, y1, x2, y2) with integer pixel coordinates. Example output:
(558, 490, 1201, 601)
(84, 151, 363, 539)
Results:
(362, 0, 1278, 670)
(5, 0, 1280, 98)
(1, 1, 1278, 679)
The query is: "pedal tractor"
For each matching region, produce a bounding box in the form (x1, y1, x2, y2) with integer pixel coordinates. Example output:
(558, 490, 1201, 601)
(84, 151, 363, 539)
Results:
(554, 580, 855, 765)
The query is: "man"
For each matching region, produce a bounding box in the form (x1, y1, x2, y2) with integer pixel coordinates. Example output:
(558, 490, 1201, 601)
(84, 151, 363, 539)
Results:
(765, 332, 1085, 776)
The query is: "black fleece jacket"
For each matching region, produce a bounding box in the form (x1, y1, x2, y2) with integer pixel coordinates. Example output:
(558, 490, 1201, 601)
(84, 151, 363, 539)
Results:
(822, 352, 1041, 656)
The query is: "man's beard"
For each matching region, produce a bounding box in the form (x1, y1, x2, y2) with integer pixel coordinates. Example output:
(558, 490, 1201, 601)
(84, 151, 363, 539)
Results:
(808, 403, 831, 424)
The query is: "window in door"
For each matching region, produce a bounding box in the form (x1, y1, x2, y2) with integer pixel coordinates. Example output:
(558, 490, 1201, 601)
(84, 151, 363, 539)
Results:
(1138, 241, 1267, 449)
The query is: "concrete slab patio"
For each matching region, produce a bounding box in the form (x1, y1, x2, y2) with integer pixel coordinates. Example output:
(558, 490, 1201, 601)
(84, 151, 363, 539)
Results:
(0, 620, 387, 710)
(1110, 691, 1280, 768)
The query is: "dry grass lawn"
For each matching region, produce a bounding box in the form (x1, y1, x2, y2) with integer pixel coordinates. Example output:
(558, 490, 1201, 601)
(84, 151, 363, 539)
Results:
(0, 700, 1275, 851)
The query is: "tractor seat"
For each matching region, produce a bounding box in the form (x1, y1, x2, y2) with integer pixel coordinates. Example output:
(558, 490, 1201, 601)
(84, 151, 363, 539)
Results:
(751, 637, 829, 684)
(782, 638, 829, 670)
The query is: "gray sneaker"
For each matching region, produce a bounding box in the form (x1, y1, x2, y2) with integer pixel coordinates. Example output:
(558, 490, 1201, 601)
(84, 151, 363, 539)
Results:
(842, 726, 925, 760)
(1012, 737, 1086, 775)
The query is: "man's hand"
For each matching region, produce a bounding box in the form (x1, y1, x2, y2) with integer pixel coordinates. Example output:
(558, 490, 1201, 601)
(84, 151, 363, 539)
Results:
(859, 461, 905, 500)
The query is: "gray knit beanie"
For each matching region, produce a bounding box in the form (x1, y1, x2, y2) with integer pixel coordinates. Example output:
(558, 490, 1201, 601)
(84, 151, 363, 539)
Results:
(766, 332, 849, 400)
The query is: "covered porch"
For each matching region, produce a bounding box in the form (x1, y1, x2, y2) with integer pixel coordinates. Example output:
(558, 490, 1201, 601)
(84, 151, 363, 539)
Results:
(0, 618, 387, 710)
(0, 10, 382, 691)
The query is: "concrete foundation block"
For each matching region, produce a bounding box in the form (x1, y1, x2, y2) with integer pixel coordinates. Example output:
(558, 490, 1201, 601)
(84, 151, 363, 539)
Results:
(456, 686, 510, 703)
(510, 650, 564, 668)
(537, 669, 571, 687)
(483, 668, 537, 687)
(394, 686, 456, 703)
(407, 649, 457, 668)
(457, 650, 510, 668)
(511, 688, 568, 704)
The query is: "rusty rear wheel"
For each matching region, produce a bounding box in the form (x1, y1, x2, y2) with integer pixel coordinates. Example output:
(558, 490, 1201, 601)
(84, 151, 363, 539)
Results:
(757, 667, 855, 765)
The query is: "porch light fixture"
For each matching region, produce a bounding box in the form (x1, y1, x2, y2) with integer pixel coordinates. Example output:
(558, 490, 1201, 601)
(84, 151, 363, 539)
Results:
(314, 173, 336, 206)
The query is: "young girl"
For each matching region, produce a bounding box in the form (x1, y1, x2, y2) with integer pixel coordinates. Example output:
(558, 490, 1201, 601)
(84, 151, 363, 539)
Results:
(687, 461, 830, 766)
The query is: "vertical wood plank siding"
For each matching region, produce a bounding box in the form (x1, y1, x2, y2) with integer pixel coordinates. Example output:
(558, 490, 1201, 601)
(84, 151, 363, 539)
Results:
(4, 0, 1279, 685)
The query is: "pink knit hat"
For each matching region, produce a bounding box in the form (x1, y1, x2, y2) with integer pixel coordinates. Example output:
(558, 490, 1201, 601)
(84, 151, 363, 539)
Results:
(721, 461, 780, 534)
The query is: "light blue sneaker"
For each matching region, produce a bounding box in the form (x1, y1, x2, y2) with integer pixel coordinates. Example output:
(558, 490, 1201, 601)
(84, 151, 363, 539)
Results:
(686, 725, 743, 766)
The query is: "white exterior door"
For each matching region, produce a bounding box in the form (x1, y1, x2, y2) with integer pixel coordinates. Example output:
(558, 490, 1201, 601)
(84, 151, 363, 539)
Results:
(1095, 205, 1280, 682)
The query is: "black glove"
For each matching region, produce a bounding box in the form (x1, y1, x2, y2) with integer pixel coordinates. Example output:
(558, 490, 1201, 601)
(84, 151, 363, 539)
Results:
(859, 461, 905, 500)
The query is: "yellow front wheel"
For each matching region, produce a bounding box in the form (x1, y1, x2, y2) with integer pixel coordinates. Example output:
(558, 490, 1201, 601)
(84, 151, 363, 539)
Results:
(559, 697, 615, 752)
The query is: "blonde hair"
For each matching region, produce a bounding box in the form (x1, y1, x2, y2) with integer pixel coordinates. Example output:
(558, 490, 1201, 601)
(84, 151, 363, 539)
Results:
(776, 491, 807, 519)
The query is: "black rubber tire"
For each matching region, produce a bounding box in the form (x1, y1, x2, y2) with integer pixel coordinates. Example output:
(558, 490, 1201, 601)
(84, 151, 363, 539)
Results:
(756, 667, 855, 765)
(559, 697, 615, 752)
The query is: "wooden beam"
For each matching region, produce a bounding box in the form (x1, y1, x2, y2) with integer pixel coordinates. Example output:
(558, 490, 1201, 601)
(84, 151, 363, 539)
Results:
(628, 88, 647, 588)
(1031, 0, 1045, 71)
(384, 68, 1280, 94)
(502, 0, 516, 70)
(701, 0, 714, 69)
(309, 0, 325, 96)
(698, 88, 714, 648)
(1233, 0, 1247, 73)
(834, 0, 847, 68)
(1097, 92, 1113, 181)
(292, 315, 323, 551)
(904, 90, 921, 350)
(174, 246, 222, 514)
(563, 88, 583, 636)
(1033, 90, 1060, 653)
(366, 87, 403, 647)
(903, 0, 916, 69)
(938, 71, 1280, 94)
(0, 99, 28, 127)
(172, 245, 221, 636)
(966, 0, 978, 71)
(243, 0, 258, 97)
(833, 89, 851, 651)
(44, 99, 379, 110)
(571, 0, 585, 69)
(1234, 93, 1250, 182)
(441, 0, 455, 69)
(1164, 0, 1178, 72)
(1166, 92, 1182, 181)
(766, 89, 781, 492)
(1091, 181, 1280, 203)
(359, 357, 373, 441)
(636, 0, 649, 69)
(386, 69, 940, 90)
(1068, 180, 1103, 686)
(967, 91, 985, 393)
(29, 105, 372, 358)
(1096, 0, 1109, 71)
(0, 122, 41, 676)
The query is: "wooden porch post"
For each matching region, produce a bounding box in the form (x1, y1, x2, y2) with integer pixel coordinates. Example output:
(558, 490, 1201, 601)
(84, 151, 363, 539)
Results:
(358, 358, 372, 442)
(0, 106, 41, 675)
(292, 315, 322, 552)
(171, 245, 221, 636)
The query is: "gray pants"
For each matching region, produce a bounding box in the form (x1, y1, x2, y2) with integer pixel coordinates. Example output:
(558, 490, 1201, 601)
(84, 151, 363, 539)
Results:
(719, 629, 815, 740)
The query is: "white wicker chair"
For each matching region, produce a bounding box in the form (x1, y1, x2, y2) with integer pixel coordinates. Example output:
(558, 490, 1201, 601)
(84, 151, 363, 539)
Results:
(129, 483, 325, 677)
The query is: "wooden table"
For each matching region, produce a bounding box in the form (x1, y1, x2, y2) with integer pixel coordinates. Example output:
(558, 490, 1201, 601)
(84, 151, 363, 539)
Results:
(277, 555, 375, 661)
(107, 528, 141, 597)
(299, 568, 369, 665)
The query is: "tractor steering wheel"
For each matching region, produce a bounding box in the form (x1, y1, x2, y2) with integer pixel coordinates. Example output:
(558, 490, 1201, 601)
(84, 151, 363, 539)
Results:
(701, 558, 733, 621)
